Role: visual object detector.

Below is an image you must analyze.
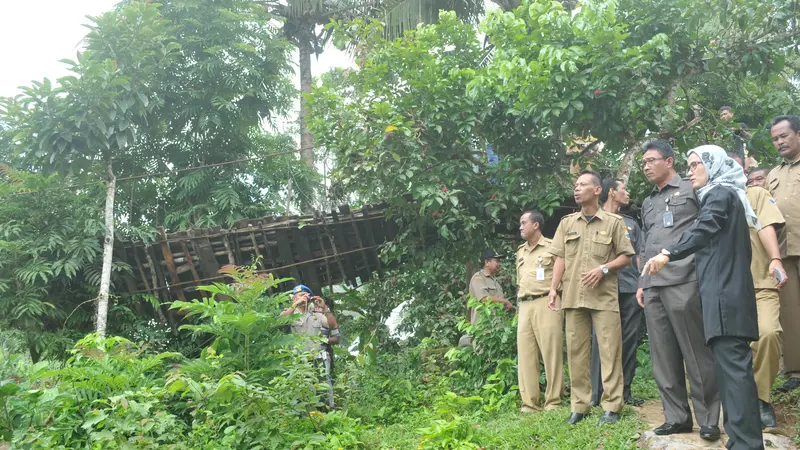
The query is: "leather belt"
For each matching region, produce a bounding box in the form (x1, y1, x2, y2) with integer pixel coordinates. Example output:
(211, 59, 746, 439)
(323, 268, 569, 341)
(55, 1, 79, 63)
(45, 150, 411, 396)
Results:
(519, 294, 548, 302)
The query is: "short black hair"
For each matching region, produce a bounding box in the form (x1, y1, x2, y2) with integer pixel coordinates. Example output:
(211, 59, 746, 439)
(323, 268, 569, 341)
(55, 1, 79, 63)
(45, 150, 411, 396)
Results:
(600, 178, 621, 204)
(719, 106, 732, 114)
(748, 167, 770, 177)
(643, 140, 674, 160)
(726, 150, 744, 165)
(578, 170, 602, 186)
(521, 210, 545, 229)
(771, 115, 800, 133)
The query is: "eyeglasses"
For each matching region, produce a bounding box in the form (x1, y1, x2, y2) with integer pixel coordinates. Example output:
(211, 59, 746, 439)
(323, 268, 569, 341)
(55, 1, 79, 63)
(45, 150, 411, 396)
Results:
(688, 161, 703, 172)
(641, 157, 665, 169)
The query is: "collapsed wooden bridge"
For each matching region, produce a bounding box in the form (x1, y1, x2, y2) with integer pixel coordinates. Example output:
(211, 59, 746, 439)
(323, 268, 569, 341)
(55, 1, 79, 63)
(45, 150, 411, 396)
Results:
(118, 204, 397, 302)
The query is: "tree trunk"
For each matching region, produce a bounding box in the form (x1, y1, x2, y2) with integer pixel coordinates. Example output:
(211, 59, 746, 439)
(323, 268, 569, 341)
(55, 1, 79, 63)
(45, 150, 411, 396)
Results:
(96, 161, 116, 338)
(616, 132, 646, 185)
(286, 174, 293, 215)
(298, 39, 314, 168)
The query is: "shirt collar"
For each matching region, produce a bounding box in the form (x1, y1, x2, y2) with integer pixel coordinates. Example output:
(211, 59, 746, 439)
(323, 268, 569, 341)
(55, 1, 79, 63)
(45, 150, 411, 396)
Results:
(579, 208, 607, 223)
(780, 155, 800, 167)
(523, 237, 548, 251)
(480, 269, 494, 279)
(649, 173, 682, 195)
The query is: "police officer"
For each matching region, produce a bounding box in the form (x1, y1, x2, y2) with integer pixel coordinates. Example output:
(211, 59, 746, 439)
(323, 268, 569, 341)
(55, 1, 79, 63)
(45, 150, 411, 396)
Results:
(517, 210, 564, 412)
(590, 178, 645, 407)
(731, 151, 788, 428)
(638, 141, 721, 441)
(548, 170, 635, 425)
(767, 115, 800, 393)
(460, 249, 513, 347)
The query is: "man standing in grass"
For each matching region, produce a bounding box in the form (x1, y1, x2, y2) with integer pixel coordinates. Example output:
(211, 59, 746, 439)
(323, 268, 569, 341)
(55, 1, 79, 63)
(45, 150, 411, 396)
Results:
(590, 178, 645, 408)
(730, 151, 787, 428)
(516, 210, 564, 412)
(548, 170, 635, 425)
(766, 115, 800, 394)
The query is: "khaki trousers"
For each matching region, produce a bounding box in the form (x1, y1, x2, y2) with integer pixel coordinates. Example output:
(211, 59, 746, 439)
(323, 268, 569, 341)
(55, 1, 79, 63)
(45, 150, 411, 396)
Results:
(751, 289, 782, 402)
(517, 296, 564, 410)
(566, 307, 623, 414)
(780, 257, 800, 377)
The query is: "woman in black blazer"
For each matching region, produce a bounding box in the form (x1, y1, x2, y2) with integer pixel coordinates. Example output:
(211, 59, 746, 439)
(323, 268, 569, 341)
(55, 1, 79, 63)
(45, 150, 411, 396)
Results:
(642, 145, 763, 450)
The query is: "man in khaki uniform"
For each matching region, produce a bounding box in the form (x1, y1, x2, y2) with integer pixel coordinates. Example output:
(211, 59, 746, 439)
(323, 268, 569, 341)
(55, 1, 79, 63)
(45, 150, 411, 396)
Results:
(731, 152, 788, 428)
(281, 284, 339, 408)
(517, 210, 564, 412)
(460, 249, 513, 347)
(767, 115, 800, 393)
(548, 171, 635, 425)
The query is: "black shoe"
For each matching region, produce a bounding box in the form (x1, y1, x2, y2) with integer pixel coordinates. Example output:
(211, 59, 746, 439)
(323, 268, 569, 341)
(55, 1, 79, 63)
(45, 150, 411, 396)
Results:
(699, 425, 721, 441)
(653, 421, 693, 435)
(624, 396, 645, 407)
(776, 377, 800, 393)
(759, 400, 777, 428)
(598, 411, 620, 424)
(566, 412, 587, 425)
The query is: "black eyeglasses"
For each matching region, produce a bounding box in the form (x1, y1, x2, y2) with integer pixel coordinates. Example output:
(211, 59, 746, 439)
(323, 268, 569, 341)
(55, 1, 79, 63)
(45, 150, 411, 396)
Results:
(688, 161, 703, 172)
(641, 157, 665, 168)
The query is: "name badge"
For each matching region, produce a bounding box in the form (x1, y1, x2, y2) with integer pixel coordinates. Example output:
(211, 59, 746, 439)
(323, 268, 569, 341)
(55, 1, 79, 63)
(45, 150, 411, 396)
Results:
(536, 267, 545, 281)
(663, 211, 674, 228)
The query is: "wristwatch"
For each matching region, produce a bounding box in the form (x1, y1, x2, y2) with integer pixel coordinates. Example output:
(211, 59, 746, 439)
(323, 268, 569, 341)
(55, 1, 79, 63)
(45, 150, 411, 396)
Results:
(600, 265, 609, 276)
(661, 249, 671, 257)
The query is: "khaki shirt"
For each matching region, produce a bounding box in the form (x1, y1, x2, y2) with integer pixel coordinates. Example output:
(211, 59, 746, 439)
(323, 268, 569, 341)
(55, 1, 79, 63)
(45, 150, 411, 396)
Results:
(291, 311, 329, 353)
(468, 269, 505, 323)
(516, 237, 554, 299)
(746, 187, 785, 290)
(548, 209, 635, 312)
(767, 159, 800, 257)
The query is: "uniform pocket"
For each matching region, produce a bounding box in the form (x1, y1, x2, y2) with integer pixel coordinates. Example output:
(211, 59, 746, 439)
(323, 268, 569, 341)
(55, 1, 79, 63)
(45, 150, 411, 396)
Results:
(565, 234, 580, 256)
(591, 234, 612, 259)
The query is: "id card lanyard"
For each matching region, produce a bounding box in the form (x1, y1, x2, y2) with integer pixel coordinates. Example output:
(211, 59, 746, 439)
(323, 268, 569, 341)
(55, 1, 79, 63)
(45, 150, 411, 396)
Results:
(536, 256, 545, 280)
(663, 197, 674, 228)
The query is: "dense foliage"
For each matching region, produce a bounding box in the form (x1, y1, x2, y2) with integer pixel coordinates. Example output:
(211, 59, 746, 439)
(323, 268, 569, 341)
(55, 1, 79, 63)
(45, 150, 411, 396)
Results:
(0, 0, 799, 447)
(0, 265, 655, 449)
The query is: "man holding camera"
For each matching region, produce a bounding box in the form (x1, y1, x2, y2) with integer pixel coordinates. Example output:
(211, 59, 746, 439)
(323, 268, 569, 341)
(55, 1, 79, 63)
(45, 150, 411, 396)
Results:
(281, 284, 340, 408)
(282, 285, 340, 348)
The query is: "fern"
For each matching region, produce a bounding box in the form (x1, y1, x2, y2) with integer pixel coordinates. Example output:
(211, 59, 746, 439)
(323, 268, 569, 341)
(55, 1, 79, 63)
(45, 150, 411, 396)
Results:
(14, 259, 54, 285)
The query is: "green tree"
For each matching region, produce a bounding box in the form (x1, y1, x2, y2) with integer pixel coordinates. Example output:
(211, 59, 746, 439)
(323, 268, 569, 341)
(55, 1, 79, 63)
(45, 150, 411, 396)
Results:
(478, 0, 799, 184)
(2, 2, 179, 337)
(265, 0, 485, 176)
(309, 14, 563, 343)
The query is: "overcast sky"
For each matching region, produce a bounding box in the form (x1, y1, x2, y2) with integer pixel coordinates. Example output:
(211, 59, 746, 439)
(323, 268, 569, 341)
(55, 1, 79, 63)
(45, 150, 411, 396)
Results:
(0, 0, 352, 101)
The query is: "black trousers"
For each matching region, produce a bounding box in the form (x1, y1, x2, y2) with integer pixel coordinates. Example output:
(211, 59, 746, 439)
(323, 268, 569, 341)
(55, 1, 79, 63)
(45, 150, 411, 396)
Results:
(591, 291, 644, 403)
(709, 336, 763, 450)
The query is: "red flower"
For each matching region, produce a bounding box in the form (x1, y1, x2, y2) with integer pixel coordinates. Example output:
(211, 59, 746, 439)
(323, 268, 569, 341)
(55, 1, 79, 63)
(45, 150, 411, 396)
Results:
(593, 89, 601, 96)
(442, 186, 448, 192)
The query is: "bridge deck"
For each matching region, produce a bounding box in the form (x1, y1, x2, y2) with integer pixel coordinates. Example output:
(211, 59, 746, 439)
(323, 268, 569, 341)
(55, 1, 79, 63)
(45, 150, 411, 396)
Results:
(118, 204, 396, 301)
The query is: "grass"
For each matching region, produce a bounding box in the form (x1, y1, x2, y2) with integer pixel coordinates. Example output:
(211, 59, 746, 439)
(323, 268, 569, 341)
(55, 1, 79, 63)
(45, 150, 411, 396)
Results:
(360, 406, 646, 449)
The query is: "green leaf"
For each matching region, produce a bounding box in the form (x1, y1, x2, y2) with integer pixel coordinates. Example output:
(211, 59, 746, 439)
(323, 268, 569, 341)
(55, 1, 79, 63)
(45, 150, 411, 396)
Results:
(116, 132, 128, 149)
(137, 92, 149, 108)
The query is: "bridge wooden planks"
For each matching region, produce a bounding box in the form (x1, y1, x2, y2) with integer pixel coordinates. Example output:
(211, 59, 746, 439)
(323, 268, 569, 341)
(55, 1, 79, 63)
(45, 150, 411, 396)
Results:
(120, 204, 390, 301)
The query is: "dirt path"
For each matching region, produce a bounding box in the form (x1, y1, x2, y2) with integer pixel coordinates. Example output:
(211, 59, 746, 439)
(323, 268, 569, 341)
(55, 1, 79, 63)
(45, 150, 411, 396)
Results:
(636, 400, 798, 449)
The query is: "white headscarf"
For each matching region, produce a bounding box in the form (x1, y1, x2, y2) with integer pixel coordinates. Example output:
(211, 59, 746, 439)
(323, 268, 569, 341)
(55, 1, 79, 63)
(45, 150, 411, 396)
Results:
(687, 145, 761, 230)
